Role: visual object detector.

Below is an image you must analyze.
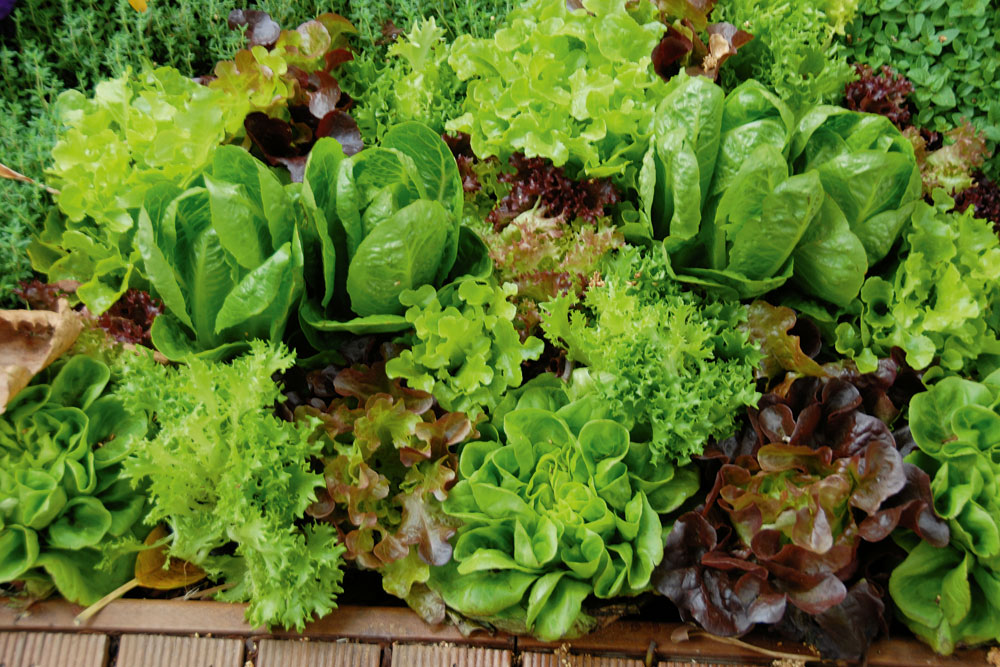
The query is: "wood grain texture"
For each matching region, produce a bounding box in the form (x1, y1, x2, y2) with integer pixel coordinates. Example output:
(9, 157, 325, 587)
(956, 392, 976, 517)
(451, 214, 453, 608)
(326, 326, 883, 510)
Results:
(116, 633, 243, 667)
(256, 639, 380, 667)
(522, 653, 644, 667)
(391, 643, 513, 667)
(0, 631, 108, 667)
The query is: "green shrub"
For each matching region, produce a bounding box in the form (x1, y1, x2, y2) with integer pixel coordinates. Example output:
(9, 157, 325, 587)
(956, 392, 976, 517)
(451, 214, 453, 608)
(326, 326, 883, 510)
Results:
(838, 0, 1000, 179)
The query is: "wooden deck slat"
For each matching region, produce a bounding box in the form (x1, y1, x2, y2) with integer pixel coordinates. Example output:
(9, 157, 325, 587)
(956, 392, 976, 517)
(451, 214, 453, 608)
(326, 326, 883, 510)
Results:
(116, 633, 243, 667)
(256, 638, 380, 667)
(0, 599, 989, 665)
(0, 631, 108, 667)
(391, 643, 513, 667)
(522, 653, 645, 667)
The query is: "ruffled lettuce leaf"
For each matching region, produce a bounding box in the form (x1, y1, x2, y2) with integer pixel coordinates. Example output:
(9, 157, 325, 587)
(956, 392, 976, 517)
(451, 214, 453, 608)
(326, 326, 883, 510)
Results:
(115, 342, 345, 631)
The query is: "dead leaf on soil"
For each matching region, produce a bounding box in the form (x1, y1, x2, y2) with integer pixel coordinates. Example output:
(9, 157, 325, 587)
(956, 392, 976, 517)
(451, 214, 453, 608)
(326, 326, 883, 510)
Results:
(135, 524, 206, 590)
(1, 299, 83, 413)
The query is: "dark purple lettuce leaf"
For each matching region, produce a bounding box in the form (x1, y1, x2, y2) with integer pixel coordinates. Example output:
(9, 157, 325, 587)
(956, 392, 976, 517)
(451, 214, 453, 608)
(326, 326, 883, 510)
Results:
(652, 25, 695, 81)
(95, 288, 163, 347)
(776, 580, 885, 661)
(656, 512, 786, 636)
(954, 171, 1000, 234)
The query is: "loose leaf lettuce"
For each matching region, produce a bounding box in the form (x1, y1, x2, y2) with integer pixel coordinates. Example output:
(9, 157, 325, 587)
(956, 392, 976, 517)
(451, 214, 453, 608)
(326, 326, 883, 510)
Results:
(446, 0, 669, 185)
(386, 279, 544, 417)
(292, 361, 475, 620)
(349, 18, 466, 143)
(655, 358, 947, 659)
(31, 67, 229, 315)
(834, 196, 1000, 375)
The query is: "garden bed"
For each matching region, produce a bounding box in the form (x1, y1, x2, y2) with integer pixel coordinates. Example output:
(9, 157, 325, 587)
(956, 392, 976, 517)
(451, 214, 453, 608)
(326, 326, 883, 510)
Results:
(1, 599, 989, 666)
(3, 0, 1000, 664)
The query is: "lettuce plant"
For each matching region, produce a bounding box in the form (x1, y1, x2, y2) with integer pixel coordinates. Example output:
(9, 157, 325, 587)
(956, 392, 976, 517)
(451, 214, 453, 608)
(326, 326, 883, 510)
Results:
(137, 146, 307, 361)
(349, 18, 465, 143)
(428, 380, 700, 641)
(446, 0, 669, 184)
(209, 11, 361, 180)
(715, 0, 857, 110)
(298, 123, 490, 342)
(890, 370, 1000, 654)
(641, 74, 921, 307)
(291, 361, 476, 622)
(0, 355, 148, 605)
(30, 67, 229, 315)
(206, 11, 356, 134)
(834, 195, 1000, 375)
(115, 342, 345, 631)
(386, 279, 544, 417)
(474, 153, 624, 334)
(654, 358, 947, 660)
(541, 246, 761, 464)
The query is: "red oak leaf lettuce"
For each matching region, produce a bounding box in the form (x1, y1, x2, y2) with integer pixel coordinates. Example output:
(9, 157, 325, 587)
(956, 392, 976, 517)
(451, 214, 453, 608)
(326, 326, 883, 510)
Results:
(292, 361, 476, 616)
(653, 358, 947, 659)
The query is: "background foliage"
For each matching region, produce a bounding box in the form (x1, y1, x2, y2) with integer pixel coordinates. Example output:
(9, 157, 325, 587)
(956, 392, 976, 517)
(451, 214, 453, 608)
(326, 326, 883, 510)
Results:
(0, 0, 516, 306)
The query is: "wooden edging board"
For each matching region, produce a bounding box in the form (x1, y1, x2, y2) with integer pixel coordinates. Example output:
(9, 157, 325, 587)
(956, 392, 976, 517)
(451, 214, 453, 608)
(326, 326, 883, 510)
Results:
(0, 599, 990, 665)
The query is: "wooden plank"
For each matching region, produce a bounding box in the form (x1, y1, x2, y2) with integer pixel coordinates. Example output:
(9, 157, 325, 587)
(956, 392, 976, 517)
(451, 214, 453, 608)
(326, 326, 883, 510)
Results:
(518, 621, 787, 663)
(522, 653, 644, 667)
(0, 600, 515, 649)
(391, 643, 512, 667)
(256, 638, 380, 667)
(116, 633, 243, 667)
(0, 631, 108, 667)
(0, 599, 989, 665)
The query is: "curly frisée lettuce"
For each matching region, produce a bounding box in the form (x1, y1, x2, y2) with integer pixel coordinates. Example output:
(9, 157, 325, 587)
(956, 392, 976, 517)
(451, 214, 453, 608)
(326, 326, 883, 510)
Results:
(540, 246, 761, 464)
(114, 342, 345, 630)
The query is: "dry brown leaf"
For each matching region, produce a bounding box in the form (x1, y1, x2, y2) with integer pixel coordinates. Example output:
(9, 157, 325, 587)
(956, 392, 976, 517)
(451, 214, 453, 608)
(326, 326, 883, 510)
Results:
(0, 161, 61, 195)
(1, 299, 83, 413)
(135, 524, 206, 590)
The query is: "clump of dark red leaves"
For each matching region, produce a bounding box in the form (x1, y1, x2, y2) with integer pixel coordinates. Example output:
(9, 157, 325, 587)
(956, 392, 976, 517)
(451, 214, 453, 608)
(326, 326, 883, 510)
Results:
(15, 280, 161, 348)
(443, 132, 483, 194)
(653, 355, 948, 660)
(95, 289, 163, 347)
(15, 279, 68, 311)
(488, 153, 619, 229)
(844, 64, 914, 129)
(954, 170, 1000, 234)
(217, 10, 362, 181)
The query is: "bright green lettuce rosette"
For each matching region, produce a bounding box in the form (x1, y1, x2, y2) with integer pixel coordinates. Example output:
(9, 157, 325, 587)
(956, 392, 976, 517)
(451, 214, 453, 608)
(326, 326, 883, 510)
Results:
(890, 369, 1000, 654)
(0, 355, 148, 605)
(428, 381, 700, 641)
(834, 195, 1000, 375)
